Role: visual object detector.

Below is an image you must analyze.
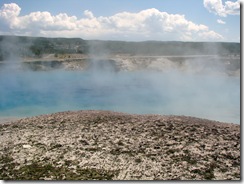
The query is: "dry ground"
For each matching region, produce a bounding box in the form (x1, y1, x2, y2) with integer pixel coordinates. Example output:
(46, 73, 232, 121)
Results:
(0, 110, 240, 180)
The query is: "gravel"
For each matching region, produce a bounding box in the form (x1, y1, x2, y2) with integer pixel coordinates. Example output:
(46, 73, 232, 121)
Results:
(0, 110, 240, 180)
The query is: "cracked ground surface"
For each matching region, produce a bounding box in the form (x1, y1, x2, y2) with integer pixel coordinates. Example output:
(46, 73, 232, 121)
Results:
(0, 110, 240, 180)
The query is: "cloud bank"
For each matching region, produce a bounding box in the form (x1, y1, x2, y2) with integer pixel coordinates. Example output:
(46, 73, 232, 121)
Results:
(203, 0, 240, 17)
(0, 3, 224, 41)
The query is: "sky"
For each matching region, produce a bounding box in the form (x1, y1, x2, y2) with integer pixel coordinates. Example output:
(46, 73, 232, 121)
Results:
(0, 0, 241, 42)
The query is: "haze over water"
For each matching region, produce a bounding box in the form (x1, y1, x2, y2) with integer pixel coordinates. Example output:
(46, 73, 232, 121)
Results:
(0, 64, 240, 124)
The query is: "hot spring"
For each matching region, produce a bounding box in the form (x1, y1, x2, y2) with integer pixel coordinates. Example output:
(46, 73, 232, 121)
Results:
(0, 62, 240, 124)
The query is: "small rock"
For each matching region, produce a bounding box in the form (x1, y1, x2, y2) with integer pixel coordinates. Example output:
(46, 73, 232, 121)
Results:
(23, 144, 32, 149)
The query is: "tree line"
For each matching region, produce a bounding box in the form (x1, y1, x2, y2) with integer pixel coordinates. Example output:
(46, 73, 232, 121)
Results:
(0, 35, 240, 60)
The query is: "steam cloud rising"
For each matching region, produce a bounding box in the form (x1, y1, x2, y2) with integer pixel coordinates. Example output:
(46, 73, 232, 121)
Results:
(0, 36, 240, 124)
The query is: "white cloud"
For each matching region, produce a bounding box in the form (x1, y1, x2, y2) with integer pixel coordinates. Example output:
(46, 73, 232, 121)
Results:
(0, 3, 224, 41)
(0, 3, 21, 18)
(217, 19, 226, 24)
(203, 0, 240, 17)
(84, 10, 94, 19)
(0, 3, 21, 30)
(199, 30, 224, 40)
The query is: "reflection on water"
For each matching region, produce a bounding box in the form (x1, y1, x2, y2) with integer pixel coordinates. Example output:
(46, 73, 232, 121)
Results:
(0, 69, 240, 124)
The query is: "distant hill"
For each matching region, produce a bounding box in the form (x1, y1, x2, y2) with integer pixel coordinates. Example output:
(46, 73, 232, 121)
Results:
(0, 36, 87, 60)
(0, 35, 240, 61)
(86, 40, 240, 56)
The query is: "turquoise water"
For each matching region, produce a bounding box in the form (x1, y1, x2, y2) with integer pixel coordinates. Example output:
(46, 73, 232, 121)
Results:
(0, 68, 240, 124)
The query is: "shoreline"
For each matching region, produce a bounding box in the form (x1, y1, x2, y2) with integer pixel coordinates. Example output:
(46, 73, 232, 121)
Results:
(0, 53, 240, 76)
(0, 117, 23, 124)
(0, 111, 239, 125)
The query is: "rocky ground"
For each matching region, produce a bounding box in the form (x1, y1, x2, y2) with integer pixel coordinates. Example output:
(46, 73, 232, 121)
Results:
(0, 110, 240, 180)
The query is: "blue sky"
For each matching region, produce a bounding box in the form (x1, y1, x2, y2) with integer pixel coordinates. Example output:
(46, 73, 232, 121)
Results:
(0, 0, 241, 42)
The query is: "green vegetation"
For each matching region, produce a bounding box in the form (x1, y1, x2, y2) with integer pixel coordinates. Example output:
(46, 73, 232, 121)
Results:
(0, 35, 88, 60)
(86, 40, 240, 56)
(0, 155, 117, 180)
(0, 35, 240, 61)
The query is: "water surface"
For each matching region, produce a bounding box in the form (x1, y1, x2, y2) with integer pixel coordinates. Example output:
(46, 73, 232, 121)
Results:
(0, 68, 240, 124)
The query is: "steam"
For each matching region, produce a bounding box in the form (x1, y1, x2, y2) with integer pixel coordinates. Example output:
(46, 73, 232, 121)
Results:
(0, 39, 240, 124)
